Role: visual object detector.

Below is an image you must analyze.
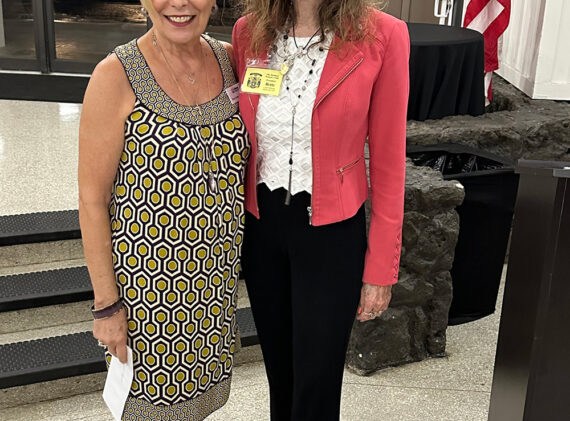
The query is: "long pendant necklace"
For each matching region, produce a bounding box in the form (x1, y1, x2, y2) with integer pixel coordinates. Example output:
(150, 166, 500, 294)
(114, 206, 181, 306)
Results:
(279, 26, 324, 205)
(152, 31, 218, 193)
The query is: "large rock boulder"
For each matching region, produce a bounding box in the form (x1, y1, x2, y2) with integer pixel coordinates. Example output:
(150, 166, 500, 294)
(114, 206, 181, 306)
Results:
(346, 162, 464, 375)
(407, 76, 570, 162)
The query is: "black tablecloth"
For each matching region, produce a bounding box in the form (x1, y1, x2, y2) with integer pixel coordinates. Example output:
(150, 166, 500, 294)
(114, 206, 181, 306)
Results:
(407, 23, 485, 121)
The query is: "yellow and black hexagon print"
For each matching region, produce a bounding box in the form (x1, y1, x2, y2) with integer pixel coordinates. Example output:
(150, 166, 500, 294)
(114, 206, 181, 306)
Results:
(121, 378, 231, 421)
(107, 36, 249, 416)
(113, 35, 238, 127)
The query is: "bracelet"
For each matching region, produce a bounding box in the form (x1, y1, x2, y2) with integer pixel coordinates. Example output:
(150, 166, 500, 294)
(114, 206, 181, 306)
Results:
(91, 298, 124, 320)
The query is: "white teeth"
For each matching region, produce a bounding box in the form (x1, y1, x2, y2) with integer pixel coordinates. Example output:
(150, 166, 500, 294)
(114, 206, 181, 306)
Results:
(168, 16, 192, 23)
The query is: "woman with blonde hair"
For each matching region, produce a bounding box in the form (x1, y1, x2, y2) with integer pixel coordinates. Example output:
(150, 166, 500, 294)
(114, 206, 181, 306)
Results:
(78, 0, 249, 419)
(233, 0, 409, 419)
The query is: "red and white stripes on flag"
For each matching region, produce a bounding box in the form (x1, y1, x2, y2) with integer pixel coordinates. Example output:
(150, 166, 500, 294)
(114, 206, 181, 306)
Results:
(463, 0, 511, 103)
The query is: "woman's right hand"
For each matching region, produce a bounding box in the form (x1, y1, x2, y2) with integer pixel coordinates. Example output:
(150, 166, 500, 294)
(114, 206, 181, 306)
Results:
(93, 308, 128, 363)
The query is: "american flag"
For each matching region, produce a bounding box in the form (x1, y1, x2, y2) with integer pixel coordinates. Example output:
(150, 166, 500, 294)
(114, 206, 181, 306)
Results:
(463, 0, 511, 103)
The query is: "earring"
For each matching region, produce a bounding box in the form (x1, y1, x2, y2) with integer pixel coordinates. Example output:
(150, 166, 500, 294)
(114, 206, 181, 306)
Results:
(141, 7, 148, 16)
(212, 4, 219, 14)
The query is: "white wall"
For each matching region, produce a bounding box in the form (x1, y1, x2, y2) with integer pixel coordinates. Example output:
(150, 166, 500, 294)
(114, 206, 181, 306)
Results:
(532, 0, 570, 99)
(0, 0, 5, 48)
(497, 0, 570, 99)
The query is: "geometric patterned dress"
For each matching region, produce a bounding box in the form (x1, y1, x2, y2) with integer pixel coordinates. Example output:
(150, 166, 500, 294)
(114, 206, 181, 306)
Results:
(107, 35, 250, 420)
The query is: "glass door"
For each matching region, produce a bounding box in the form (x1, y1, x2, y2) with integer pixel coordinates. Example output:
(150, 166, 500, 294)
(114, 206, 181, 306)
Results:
(46, 0, 148, 73)
(0, 0, 42, 71)
(0, 1, 240, 75)
(206, 0, 239, 43)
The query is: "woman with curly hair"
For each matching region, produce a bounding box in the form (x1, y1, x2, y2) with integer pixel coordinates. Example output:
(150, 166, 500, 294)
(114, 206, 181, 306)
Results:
(232, 0, 410, 419)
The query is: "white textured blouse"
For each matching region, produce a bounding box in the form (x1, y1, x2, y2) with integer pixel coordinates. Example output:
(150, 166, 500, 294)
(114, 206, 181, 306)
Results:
(255, 31, 332, 195)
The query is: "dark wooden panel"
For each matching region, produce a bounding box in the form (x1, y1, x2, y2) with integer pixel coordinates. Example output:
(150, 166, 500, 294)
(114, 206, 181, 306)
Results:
(488, 162, 570, 421)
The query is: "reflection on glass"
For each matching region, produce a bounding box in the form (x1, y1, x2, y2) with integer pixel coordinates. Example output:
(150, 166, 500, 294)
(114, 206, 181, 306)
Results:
(0, 0, 36, 62)
(206, 0, 240, 43)
(53, 0, 147, 63)
(0, 0, 240, 70)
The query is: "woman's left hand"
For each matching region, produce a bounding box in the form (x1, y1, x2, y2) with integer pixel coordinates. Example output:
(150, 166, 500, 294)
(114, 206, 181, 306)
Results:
(356, 283, 392, 322)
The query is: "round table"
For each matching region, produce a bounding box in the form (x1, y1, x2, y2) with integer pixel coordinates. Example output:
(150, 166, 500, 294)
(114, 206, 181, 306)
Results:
(407, 23, 485, 121)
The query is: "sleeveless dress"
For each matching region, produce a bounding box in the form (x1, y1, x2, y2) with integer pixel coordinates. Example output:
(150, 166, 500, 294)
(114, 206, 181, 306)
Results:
(107, 35, 250, 420)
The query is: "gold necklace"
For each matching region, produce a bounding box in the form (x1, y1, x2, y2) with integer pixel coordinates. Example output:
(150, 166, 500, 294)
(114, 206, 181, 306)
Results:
(151, 30, 218, 193)
(151, 30, 208, 115)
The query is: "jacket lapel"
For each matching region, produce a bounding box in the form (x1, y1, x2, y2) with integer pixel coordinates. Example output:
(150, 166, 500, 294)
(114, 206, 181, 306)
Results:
(243, 39, 364, 134)
(314, 37, 364, 109)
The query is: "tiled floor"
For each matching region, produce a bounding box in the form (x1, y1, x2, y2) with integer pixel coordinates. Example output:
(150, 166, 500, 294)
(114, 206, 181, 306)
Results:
(0, 99, 502, 420)
(0, 288, 503, 421)
(0, 100, 81, 216)
(208, 280, 503, 421)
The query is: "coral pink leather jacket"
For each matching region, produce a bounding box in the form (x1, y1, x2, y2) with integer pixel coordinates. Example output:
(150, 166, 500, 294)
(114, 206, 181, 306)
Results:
(232, 10, 410, 286)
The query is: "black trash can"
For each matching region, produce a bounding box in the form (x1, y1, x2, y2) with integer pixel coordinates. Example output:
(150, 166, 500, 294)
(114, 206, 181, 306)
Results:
(407, 144, 520, 325)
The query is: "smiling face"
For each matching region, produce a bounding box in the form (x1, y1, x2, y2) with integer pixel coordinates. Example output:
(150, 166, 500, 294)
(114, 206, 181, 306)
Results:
(146, 0, 214, 45)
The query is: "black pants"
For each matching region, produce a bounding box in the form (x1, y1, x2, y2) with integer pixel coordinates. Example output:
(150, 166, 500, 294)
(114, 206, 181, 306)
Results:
(242, 183, 366, 421)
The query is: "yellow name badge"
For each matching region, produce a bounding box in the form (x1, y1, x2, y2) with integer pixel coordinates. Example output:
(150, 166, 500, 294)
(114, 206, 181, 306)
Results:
(241, 67, 283, 96)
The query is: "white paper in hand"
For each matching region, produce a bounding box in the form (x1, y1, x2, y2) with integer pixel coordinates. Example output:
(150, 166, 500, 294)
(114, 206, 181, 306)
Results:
(102, 346, 134, 421)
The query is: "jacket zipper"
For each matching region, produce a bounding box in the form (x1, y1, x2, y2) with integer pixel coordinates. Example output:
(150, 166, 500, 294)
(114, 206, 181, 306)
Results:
(337, 156, 364, 184)
(314, 57, 364, 109)
(309, 57, 364, 226)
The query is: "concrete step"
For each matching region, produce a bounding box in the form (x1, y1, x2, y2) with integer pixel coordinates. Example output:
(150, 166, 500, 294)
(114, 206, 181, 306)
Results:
(1, 265, 250, 313)
(0, 240, 84, 270)
(0, 353, 267, 421)
(0, 211, 258, 411)
(0, 344, 263, 413)
(0, 301, 92, 336)
(0, 284, 250, 337)
(0, 268, 258, 408)
(1, 309, 257, 384)
(0, 373, 108, 414)
(0, 335, 261, 412)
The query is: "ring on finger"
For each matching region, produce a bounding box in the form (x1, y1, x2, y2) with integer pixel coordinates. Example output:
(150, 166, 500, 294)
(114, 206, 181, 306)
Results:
(97, 340, 107, 348)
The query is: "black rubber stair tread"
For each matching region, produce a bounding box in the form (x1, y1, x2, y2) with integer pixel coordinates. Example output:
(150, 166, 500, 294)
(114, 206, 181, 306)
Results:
(0, 332, 105, 389)
(236, 307, 258, 347)
(0, 210, 81, 246)
(0, 266, 93, 312)
(0, 308, 258, 389)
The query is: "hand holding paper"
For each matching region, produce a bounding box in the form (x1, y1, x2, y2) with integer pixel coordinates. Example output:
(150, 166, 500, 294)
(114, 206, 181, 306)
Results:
(102, 346, 134, 421)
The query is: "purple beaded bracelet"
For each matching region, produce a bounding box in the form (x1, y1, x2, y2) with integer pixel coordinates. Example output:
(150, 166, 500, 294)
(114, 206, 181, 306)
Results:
(91, 298, 124, 320)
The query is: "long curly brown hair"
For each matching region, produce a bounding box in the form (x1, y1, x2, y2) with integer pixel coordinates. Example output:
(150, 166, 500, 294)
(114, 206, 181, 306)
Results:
(239, 0, 385, 55)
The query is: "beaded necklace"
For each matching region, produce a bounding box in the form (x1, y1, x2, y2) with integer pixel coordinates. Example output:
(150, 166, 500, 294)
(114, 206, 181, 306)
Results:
(274, 26, 327, 205)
